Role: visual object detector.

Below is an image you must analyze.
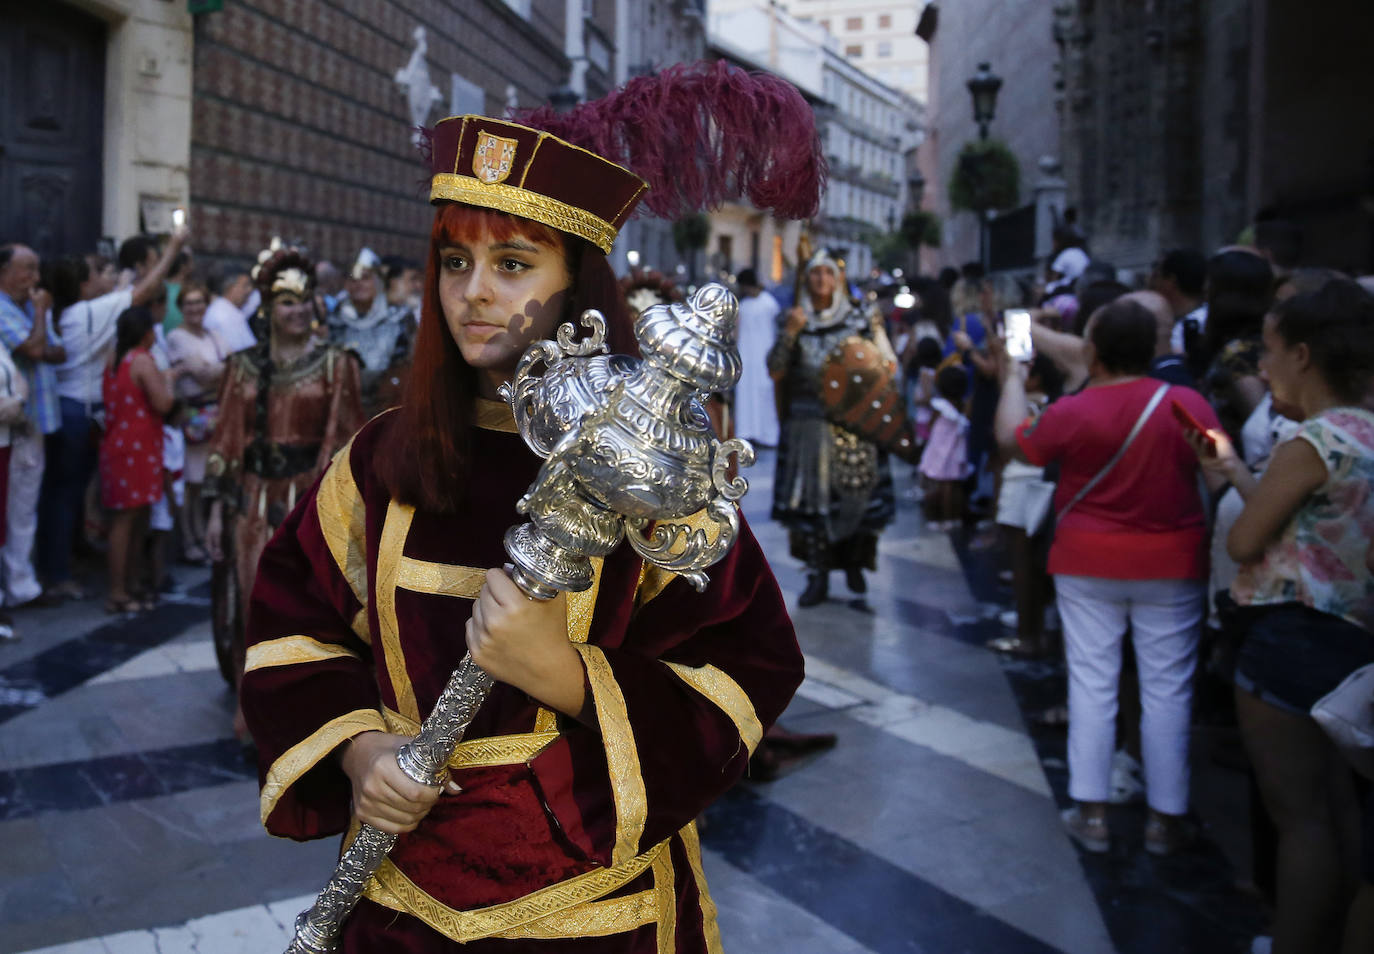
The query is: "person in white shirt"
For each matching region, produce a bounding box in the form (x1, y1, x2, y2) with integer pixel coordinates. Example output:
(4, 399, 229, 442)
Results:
(1148, 247, 1209, 358)
(0, 342, 28, 638)
(37, 227, 189, 601)
(732, 268, 781, 447)
(203, 265, 257, 353)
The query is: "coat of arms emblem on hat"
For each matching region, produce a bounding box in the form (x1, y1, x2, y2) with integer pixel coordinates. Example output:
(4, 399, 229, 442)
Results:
(473, 130, 518, 184)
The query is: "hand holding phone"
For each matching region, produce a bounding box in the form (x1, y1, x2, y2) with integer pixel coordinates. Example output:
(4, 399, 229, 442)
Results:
(1171, 399, 1215, 451)
(1003, 309, 1033, 362)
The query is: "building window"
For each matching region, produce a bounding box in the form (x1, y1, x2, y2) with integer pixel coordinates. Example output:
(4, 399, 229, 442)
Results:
(878, 14, 892, 28)
(819, 19, 831, 31)
(876, 41, 892, 57)
(845, 16, 862, 30)
(845, 44, 862, 58)
(450, 72, 485, 116)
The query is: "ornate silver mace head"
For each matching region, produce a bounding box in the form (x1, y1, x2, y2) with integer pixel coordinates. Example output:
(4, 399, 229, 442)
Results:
(499, 282, 755, 599)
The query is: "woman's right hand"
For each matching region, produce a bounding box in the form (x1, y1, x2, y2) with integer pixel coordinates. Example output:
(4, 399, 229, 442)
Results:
(782, 307, 807, 336)
(205, 505, 224, 563)
(338, 731, 451, 834)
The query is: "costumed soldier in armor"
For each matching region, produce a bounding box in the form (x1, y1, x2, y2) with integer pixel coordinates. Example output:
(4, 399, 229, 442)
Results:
(330, 247, 418, 417)
(238, 61, 820, 951)
(769, 249, 896, 606)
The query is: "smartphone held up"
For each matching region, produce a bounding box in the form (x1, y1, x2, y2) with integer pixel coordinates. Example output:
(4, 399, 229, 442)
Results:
(1003, 309, 1034, 362)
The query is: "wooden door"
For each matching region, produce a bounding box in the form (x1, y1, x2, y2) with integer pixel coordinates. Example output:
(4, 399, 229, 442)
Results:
(0, 1, 106, 260)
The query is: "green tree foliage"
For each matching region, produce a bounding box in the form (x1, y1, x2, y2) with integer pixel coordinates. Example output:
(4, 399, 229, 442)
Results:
(672, 213, 711, 254)
(900, 210, 942, 248)
(948, 140, 1020, 213)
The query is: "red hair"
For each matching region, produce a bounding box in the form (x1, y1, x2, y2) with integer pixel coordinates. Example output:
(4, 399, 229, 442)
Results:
(376, 203, 637, 513)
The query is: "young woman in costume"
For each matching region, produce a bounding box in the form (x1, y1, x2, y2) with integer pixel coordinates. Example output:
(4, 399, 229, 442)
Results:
(239, 63, 821, 950)
(204, 248, 363, 704)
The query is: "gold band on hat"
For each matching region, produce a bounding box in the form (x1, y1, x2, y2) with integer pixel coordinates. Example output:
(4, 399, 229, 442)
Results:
(431, 173, 623, 254)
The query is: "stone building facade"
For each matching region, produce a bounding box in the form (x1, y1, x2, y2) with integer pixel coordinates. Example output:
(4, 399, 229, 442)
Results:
(1056, 0, 1374, 276)
(189, 0, 592, 268)
(918, 0, 1063, 275)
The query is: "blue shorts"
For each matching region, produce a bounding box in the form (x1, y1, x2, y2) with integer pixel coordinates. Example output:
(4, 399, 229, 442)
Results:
(1233, 602, 1374, 715)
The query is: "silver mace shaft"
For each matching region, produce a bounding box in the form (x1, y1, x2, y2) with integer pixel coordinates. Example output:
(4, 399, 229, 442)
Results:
(283, 651, 495, 953)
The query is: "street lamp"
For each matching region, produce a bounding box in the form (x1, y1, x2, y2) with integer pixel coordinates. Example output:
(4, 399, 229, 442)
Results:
(967, 62, 1002, 141)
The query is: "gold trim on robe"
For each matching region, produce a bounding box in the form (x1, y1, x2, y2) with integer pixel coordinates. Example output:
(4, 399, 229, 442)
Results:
(474, 397, 519, 433)
(376, 501, 421, 723)
(397, 558, 486, 600)
(245, 635, 360, 673)
(575, 643, 648, 866)
(680, 821, 725, 954)
(382, 708, 558, 769)
(634, 507, 729, 610)
(534, 555, 604, 733)
(314, 437, 370, 614)
(363, 841, 668, 943)
(664, 662, 764, 755)
(652, 847, 677, 954)
(260, 708, 387, 824)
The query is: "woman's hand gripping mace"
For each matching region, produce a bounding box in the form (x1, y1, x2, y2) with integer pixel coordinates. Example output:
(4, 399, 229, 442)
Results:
(285, 284, 751, 952)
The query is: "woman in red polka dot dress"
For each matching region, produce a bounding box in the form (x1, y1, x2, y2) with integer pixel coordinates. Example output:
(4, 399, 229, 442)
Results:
(100, 306, 175, 612)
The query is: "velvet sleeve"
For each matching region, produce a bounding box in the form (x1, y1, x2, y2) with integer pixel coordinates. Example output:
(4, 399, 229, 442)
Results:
(239, 435, 383, 841)
(527, 514, 803, 867)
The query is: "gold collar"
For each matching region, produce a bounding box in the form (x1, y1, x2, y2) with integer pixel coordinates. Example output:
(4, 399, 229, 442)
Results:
(474, 398, 518, 433)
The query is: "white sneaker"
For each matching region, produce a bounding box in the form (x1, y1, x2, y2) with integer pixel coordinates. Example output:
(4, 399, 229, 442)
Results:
(999, 609, 1018, 629)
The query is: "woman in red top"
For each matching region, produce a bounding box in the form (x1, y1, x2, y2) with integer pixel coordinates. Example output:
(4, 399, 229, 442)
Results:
(995, 297, 1220, 856)
(100, 306, 175, 612)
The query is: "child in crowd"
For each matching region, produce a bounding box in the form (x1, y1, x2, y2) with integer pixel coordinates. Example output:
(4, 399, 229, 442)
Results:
(147, 409, 188, 601)
(909, 336, 944, 452)
(919, 364, 972, 529)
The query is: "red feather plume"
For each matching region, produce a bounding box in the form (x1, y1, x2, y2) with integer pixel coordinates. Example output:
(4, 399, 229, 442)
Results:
(512, 60, 826, 221)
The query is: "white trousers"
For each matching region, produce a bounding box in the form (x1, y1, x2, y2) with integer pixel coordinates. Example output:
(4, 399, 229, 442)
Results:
(1055, 574, 1205, 815)
(4, 428, 44, 605)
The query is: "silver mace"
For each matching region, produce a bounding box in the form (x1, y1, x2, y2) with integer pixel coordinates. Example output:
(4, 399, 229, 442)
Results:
(285, 283, 754, 952)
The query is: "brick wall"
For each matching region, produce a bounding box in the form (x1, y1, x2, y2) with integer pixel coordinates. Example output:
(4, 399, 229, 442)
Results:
(190, 0, 569, 268)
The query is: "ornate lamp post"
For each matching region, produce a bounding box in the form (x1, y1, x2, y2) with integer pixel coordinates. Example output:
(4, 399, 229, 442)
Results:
(967, 62, 1003, 141)
(966, 62, 1003, 269)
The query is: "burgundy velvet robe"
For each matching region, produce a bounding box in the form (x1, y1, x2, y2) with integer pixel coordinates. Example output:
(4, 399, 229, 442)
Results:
(239, 403, 804, 951)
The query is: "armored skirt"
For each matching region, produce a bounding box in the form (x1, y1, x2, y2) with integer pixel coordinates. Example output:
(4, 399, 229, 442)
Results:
(768, 302, 895, 573)
(239, 403, 805, 951)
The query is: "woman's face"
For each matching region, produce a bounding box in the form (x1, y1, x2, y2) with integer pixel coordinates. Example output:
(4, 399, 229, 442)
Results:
(270, 292, 314, 340)
(807, 264, 837, 304)
(438, 224, 570, 375)
(181, 291, 208, 330)
(1258, 311, 1304, 408)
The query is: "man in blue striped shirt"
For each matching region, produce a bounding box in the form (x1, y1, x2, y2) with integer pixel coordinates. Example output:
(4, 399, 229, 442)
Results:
(0, 243, 66, 606)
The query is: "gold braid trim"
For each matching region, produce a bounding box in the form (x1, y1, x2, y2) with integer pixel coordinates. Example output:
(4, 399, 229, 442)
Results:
(396, 558, 486, 600)
(474, 397, 519, 432)
(259, 708, 386, 825)
(653, 847, 677, 954)
(533, 554, 604, 733)
(493, 890, 656, 940)
(363, 841, 667, 943)
(665, 662, 764, 756)
(376, 501, 421, 723)
(680, 821, 725, 954)
(244, 635, 360, 673)
(314, 436, 370, 617)
(635, 507, 725, 610)
(431, 173, 622, 254)
(575, 643, 647, 866)
(381, 708, 558, 769)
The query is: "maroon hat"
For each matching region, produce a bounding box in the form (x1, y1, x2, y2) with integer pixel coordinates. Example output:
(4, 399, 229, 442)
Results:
(428, 116, 647, 254)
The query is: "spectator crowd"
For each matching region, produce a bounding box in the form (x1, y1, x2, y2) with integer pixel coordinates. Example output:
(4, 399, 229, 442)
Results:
(729, 214, 1372, 954)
